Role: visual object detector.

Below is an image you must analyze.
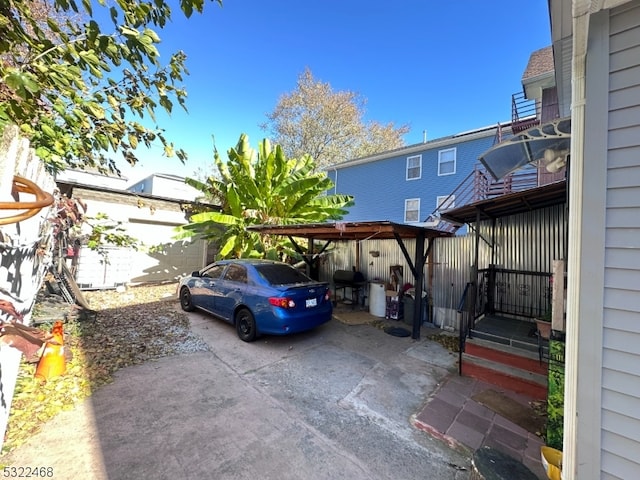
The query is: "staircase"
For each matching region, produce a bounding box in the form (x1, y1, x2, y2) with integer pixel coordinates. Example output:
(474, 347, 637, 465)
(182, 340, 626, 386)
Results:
(424, 164, 541, 234)
(461, 316, 549, 401)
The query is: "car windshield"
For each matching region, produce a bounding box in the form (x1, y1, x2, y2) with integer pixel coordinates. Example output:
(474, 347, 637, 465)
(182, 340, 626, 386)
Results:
(255, 264, 312, 286)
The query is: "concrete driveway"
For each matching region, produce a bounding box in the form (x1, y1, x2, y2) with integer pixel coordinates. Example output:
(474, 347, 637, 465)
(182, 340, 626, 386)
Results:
(2, 307, 472, 479)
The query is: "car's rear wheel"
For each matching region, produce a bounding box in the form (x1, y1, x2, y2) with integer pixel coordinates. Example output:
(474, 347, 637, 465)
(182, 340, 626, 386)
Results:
(235, 308, 257, 342)
(180, 287, 195, 312)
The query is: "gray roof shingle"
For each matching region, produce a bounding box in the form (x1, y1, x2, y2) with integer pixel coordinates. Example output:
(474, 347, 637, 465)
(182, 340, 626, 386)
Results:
(522, 46, 554, 80)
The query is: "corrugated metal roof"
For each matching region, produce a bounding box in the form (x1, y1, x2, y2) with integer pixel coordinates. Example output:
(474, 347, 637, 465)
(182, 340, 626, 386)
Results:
(247, 221, 453, 240)
(440, 180, 566, 224)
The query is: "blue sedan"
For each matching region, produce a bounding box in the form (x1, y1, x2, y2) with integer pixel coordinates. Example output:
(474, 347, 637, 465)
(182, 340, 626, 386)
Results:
(178, 259, 333, 342)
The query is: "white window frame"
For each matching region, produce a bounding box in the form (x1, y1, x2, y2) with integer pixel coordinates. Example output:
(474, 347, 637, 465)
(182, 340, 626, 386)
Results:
(436, 195, 456, 211)
(438, 148, 456, 176)
(406, 155, 422, 180)
(404, 198, 420, 223)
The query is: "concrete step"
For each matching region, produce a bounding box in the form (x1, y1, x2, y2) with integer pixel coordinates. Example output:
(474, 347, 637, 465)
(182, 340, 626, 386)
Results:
(462, 339, 549, 401)
(465, 337, 547, 368)
(470, 328, 547, 356)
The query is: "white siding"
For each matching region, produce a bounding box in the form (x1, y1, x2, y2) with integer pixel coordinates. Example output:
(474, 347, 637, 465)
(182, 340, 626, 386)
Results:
(557, 36, 573, 118)
(70, 187, 207, 287)
(602, 2, 640, 477)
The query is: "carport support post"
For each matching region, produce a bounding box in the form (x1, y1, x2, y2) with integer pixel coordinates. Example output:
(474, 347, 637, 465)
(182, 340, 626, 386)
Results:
(412, 232, 426, 340)
(287, 235, 330, 280)
(393, 231, 428, 340)
(470, 209, 481, 331)
(306, 237, 314, 278)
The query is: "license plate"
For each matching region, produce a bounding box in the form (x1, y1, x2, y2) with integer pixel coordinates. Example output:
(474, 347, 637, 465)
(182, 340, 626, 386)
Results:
(306, 298, 317, 308)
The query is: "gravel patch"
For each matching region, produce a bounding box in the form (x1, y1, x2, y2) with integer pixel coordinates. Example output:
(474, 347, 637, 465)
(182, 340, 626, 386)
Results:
(33, 282, 210, 367)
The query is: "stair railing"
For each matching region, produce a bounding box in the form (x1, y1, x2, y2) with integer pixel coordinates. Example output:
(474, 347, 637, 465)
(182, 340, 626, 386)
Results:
(457, 282, 472, 376)
(511, 91, 540, 133)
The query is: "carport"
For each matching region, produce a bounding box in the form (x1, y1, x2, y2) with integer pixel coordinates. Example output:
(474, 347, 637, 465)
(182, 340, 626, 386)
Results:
(247, 221, 453, 340)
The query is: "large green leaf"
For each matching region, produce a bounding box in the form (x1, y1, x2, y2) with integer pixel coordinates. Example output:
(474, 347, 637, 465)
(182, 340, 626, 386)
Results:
(180, 135, 353, 260)
(191, 211, 241, 226)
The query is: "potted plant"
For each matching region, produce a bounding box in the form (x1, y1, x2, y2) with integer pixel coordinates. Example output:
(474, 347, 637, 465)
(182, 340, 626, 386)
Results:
(536, 309, 552, 339)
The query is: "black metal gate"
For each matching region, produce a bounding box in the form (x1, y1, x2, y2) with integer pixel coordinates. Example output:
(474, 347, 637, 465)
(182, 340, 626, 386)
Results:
(478, 266, 552, 319)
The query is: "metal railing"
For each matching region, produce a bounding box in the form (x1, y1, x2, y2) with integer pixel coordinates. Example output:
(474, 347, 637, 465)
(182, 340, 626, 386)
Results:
(457, 282, 472, 375)
(477, 267, 552, 319)
(457, 268, 551, 375)
(511, 91, 540, 133)
(424, 165, 542, 232)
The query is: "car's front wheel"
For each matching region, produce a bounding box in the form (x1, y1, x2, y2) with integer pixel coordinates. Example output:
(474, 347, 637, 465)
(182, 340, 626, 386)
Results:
(180, 286, 195, 312)
(235, 308, 257, 342)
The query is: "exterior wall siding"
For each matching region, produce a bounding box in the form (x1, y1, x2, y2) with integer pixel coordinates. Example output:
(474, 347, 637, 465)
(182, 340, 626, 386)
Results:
(431, 205, 567, 328)
(491, 205, 567, 271)
(68, 186, 207, 286)
(601, 3, 640, 477)
(430, 235, 475, 329)
(127, 177, 153, 195)
(127, 174, 201, 201)
(317, 238, 416, 291)
(327, 128, 498, 225)
(151, 175, 200, 201)
(558, 36, 573, 118)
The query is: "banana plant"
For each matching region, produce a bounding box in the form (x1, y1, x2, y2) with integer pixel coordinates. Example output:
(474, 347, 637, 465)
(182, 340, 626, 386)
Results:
(177, 134, 353, 260)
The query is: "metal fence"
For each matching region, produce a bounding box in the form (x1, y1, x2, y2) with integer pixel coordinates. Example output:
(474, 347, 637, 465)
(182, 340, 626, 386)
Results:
(478, 267, 552, 319)
(319, 203, 566, 331)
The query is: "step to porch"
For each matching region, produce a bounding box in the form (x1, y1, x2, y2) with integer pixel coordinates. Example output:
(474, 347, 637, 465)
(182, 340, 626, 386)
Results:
(462, 339, 548, 401)
(470, 327, 545, 355)
(465, 341, 548, 375)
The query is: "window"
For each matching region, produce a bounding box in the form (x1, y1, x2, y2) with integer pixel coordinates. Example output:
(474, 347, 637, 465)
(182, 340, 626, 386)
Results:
(404, 198, 420, 223)
(256, 263, 312, 286)
(436, 195, 456, 211)
(406, 155, 422, 180)
(438, 148, 456, 176)
(224, 264, 247, 283)
(202, 263, 225, 279)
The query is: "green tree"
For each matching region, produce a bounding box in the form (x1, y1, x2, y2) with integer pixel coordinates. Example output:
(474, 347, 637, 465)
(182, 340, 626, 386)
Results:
(0, 0, 221, 174)
(261, 68, 410, 170)
(177, 134, 354, 260)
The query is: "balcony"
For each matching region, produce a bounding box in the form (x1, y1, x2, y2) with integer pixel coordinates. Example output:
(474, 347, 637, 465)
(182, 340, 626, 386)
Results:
(425, 87, 565, 233)
(511, 86, 560, 135)
(424, 164, 542, 233)
(511, 91, 540, 134)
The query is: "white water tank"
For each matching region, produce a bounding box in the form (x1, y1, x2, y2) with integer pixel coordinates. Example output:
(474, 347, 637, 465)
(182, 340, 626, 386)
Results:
(369, 281, 386, 317)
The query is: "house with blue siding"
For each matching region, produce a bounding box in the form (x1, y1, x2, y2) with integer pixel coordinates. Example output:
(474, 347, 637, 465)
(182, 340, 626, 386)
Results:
(326, 124, 505, 229)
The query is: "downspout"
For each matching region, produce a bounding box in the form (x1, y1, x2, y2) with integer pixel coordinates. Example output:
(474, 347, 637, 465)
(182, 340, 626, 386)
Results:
(329, 167, 338, 194)
(563, 1, 591, 478)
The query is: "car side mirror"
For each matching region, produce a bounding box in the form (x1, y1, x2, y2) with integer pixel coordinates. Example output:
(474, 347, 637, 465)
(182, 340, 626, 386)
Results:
(191, 271, 201, 277)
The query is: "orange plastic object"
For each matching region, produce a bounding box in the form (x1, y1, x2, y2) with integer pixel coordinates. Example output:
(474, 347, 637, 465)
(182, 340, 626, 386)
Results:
(35, 321, 66, 381)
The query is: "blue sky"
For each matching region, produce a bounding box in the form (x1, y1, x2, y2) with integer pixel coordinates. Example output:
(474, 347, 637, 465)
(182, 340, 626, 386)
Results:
(118, 0, 552, 183)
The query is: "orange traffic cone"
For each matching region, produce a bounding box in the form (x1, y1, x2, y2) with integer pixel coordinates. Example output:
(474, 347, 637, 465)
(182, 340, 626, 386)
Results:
(35, 321, 66, 381)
